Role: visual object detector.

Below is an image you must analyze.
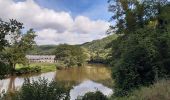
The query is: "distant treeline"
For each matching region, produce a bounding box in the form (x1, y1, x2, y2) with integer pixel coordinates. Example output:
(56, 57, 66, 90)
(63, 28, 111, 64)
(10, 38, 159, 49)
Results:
(27, 34, 118, 64)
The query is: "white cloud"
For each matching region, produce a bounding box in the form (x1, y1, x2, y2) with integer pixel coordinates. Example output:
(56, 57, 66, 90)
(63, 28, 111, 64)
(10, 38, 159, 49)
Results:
(36, 28, 107, 45)
(74, 16, 109, 34)
(0, 0, 110, 45)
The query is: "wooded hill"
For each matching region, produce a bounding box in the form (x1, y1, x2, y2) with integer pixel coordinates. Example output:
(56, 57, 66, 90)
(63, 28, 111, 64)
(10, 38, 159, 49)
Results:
(27, 34, 117, 55)
(27, 34, 117, 64)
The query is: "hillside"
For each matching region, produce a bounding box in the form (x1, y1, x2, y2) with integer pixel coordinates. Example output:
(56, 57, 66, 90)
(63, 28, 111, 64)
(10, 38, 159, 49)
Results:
(80, 34, 117, 52)
(27, 45, 57, 55)
(27, 34, 117, 58)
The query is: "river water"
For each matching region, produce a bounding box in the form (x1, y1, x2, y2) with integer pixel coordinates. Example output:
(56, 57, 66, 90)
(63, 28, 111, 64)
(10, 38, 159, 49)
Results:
(0, 64, 113, 100)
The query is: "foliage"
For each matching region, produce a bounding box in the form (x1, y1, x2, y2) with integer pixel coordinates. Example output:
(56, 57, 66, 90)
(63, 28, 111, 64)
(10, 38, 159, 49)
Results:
(27, 45, 57, 55)
(0, 19, 23, 51)
(27, 34, 117, 64)
(0, 61, 11, 79)
(4, 28, 36, 70)
(111, 80, 170, 100)
(1, 78, 70, 100)
(108, 0, 170, 96)
(15, 66, 41, 75)
(81, 34, 117, 52)
(77, 91, 108, 100)
(81, 34, 117, 64)
(0, 19, 25, 76)
(0, 19, 36, 74)
(54, 44, 88, 67)
(16, 63, 56, 73)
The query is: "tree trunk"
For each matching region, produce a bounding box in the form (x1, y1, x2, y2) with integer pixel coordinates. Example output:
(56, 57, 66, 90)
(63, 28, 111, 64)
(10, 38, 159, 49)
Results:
(10, 63, 16, 75)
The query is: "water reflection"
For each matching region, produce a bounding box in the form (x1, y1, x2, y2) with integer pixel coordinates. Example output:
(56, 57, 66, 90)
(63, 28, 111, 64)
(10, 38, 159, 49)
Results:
(55, 64, 111, 82)
(70, 80, 113, 100)
(0, 64, 113, 99)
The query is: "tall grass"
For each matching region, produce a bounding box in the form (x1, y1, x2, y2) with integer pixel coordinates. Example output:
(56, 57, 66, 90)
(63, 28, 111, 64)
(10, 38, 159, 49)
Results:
(112, 79, 170, 100)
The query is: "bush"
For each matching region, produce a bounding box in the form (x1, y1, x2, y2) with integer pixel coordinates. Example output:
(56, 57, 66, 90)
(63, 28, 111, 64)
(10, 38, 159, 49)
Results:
(111, 80, 170, 100)
(15, 66, 41, 75)
(1, 78, 70, 100)
(0, 61, 11, 79)
(77, 91, 108, 100)
(31, 66, 41, 72)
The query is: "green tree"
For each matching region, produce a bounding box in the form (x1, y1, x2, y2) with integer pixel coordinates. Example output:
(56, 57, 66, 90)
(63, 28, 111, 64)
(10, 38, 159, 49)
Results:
(108, 0, 170, 96)
(54, 44, 88, 67)
(0, 19, 23, 51)
(0, 19, 24, 76)
(4, 29, 36, 71)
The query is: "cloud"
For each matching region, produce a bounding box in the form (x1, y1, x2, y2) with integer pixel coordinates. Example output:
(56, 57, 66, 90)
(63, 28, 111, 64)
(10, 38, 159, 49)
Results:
(74, 16, 109, 34)
(0, 0, 110, 45)
(36, 28, 106, 45)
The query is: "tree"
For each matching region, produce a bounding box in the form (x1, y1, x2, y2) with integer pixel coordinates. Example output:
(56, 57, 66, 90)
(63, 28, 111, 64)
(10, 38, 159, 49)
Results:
(0, 19, 23, 51)
(108, 0, 170, 96)
(108, 0, 168, 34)
(4, 29, 36, 71)
(54, 44, 88, 67)
(0, 19, 25, 75)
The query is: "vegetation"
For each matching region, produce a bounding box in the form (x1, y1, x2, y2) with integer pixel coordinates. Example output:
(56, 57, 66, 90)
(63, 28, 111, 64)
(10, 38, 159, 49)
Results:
(111, 80, 170, 100)
(81, 34, 117, 64)
(4, 28, 36, 71)
(0, 61, 11, 79)
(27, 35, 117, 64)
(0, 19, 22, 77)
(0, 78, 70, 100)
(17, 63, 57, 73)
(0, 19, 36, 77)
(27, 45, 57, 55)
(15, 66, 41, 75)
(54, 44, 88, 67)
(77, 91, 108, 100)
(108, 0, 170, 97)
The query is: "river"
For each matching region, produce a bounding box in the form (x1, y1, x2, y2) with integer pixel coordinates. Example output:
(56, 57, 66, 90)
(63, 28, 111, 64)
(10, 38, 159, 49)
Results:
(0, 64, 113, 100)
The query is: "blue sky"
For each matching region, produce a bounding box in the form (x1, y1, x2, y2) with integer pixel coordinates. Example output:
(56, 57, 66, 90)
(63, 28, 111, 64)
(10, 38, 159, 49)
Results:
(34, 0, 111, 21)
(0, 0, 111, 45)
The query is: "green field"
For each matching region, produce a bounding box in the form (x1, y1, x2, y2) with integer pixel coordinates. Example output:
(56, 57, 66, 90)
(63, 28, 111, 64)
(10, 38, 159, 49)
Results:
(16, 63, 57, 73)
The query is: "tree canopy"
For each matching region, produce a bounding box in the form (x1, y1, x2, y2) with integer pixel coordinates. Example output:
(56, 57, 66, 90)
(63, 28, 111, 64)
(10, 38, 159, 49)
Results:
(0, 19, 36, 74)
(108, 0, 170, 96)
(54, 44, 88, 67)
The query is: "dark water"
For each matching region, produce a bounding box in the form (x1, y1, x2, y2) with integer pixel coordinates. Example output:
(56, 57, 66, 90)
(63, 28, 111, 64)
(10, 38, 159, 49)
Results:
(0, 64, 113, 100)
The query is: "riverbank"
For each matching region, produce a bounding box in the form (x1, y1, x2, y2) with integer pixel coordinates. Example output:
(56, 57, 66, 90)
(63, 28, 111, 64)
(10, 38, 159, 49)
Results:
(109, 79, 170, 100)
(0, 64, 113, 100)
(16, 63, 57, 73)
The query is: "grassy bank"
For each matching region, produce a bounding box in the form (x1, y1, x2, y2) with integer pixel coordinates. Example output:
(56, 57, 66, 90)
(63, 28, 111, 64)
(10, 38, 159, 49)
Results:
(16, 63, 57, 73)
(111, 79, 170, 100)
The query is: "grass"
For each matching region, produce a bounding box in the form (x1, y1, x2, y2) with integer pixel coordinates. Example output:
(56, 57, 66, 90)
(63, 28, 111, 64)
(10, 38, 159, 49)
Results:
(16, 63, 57, 73)
(111, 79, 170, 100)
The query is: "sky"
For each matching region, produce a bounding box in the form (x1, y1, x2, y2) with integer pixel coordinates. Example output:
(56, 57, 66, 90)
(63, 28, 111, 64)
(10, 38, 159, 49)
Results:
(0, 0, 112, 45)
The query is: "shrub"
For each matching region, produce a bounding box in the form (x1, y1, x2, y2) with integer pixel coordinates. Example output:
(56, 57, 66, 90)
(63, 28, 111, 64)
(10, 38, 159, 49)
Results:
(0, 61, 11, 79)
(15, 66, 41, 75)
(31, 66, 41, 72)
(77, 91, 108, 100)
(1, 78, 70, 100)
(111, 80, 170, 100)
